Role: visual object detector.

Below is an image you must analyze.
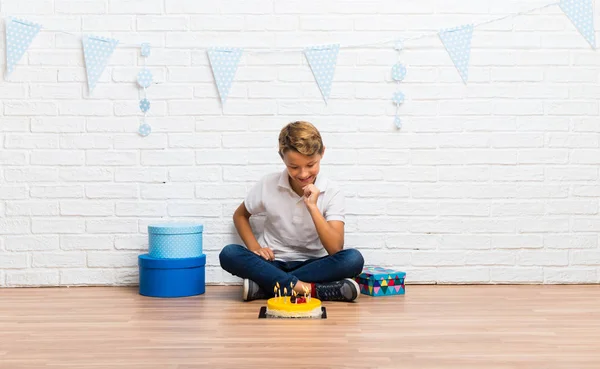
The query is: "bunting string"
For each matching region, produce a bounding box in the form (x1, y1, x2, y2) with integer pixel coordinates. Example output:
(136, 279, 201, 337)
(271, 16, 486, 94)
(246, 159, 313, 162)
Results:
(9, 2, 566, 54)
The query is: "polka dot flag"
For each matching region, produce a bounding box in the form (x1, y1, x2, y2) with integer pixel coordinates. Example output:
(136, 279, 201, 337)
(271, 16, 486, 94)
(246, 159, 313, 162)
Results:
(438, 24, 474, 84)
(304, 44, 340, 104)
(207, 47, 243, 105)
(5, 17, 41, 76)
(559, 0, 596, 49)
(82, 35, 119, 93)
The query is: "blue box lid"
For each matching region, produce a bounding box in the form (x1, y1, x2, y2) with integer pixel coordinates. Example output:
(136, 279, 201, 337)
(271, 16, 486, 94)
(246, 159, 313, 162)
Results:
(148, 223, 203, 235)
(138, 254, 206, 269)
(357, 266, 406, 280)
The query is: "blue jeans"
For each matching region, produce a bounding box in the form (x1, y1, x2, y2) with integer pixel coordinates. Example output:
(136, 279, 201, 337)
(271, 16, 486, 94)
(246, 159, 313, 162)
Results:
(219, 244, 364, 295)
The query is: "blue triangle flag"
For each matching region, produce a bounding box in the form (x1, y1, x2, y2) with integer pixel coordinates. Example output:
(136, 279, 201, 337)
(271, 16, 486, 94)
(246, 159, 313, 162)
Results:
(559, 0, 596, 49)
(207, 47, 243, 105)
(304, 44, 340, 104)
(438, 24, 474, 84)
(82, 35, 119, 93)
(5, 17, 41, 76)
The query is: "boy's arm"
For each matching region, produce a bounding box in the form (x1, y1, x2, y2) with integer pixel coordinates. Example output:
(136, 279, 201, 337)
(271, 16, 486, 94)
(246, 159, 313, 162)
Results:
(306, 206, 345, 255)
(233, 202, 274, 260)
(303, 184, 344, 254)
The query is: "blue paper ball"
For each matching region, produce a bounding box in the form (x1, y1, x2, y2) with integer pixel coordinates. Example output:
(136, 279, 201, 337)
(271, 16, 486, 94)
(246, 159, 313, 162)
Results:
(141, 43, 151, 57)
(392, 63, 407, 82)
(394, 39, 404, 51)
(393, 91, 405, 105)
(394, 116, 402, 129)
(139, 98, 151, 113)
(137, 69, 153, 88)
(139, 123, 152, 137)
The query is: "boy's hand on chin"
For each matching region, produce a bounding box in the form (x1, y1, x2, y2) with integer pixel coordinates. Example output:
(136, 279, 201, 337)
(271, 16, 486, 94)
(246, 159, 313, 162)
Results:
(302, 184, 320, 208)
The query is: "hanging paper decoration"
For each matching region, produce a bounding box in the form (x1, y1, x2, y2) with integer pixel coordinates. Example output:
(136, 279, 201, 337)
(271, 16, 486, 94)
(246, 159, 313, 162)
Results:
(559, 0, 596, 48)
(141, 42, 151, 57)
(392, 63, 407, 82)
(137, 44, 152, 137)
(207, 47, 243, 105)
(138, 123, 152, 137)
(5, 17, 41, 75)
(304, 44, 340, 104)
(394, 116, 402, 129)
(137, 69, 153, 88)
(393, 91, 405, 105)
(391, 39, 406, 130)
(82, 35, 119, 93)
(139, 98, 150, 113)
(394, 39, 404, 52)
(438, 24, 474, 84)
(0, 2, 597, 134)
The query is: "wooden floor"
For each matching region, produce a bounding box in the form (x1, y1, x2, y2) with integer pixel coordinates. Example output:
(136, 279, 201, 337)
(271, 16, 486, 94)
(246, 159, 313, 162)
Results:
(1, 286, 600, 369)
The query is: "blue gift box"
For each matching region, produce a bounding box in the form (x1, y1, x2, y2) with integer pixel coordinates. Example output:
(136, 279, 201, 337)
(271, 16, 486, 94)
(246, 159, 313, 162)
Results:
(148, 223, 203, 259)
(354, 266, 406, 296)
(138, 254, 206, 298)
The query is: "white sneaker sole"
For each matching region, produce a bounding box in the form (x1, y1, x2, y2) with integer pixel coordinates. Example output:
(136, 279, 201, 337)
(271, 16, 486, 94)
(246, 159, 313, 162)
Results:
(345, 278, 361, 302)
(242, 279, 250, 301)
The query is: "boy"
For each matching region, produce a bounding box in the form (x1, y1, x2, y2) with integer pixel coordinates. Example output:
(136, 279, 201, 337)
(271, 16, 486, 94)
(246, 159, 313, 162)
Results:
(219, 121, 364, 302)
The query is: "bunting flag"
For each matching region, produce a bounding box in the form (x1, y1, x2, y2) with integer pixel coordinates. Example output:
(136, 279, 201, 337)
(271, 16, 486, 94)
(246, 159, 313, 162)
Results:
(559, 0, 596, 48)
(207, 47, 243, 105)
(438, 24, 474, 84)
(304, 44, 340, 104)
(5, 17, 41, 76)
(82, 35, 119, 93)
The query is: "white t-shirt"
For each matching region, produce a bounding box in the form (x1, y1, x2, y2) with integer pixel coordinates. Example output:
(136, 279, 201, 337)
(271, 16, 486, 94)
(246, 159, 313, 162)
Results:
(244, 169, 345, 262)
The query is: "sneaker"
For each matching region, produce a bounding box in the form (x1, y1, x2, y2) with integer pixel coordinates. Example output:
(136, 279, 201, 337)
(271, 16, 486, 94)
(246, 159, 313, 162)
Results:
(242, 279, 267, 301)
(315, 278, 360, 302)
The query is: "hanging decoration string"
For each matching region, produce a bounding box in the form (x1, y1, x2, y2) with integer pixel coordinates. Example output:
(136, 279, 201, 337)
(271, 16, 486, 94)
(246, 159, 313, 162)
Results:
(34, 2, 560, 53)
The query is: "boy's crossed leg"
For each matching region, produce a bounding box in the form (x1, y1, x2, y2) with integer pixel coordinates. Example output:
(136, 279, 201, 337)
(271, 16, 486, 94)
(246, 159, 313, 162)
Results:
(219, 244, 364, 302)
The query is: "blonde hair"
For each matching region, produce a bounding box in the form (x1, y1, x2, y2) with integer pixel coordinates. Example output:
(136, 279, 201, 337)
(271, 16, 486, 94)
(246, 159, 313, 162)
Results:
(278, 121, 324, 157)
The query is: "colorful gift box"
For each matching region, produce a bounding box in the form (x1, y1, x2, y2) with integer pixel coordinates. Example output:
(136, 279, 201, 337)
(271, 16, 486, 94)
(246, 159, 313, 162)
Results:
(354, 266, 406, 296)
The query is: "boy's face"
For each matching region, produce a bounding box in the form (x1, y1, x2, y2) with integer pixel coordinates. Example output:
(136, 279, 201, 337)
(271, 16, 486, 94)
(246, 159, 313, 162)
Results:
(282, 149, 324, 188)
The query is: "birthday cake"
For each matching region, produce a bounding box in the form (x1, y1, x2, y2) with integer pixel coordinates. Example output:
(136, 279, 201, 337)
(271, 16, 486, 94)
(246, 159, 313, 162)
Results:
(266, 283, 322, 318)
(266, 296, 322, 318)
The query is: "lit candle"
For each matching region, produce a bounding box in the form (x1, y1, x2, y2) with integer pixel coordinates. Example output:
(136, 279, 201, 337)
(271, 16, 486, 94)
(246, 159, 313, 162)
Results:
(273, 285, 277, 297)
(276, 282, 280, 298)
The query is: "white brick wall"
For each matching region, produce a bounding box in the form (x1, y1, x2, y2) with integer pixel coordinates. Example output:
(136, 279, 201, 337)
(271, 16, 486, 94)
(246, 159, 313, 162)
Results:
(1, 0, 600, 287)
